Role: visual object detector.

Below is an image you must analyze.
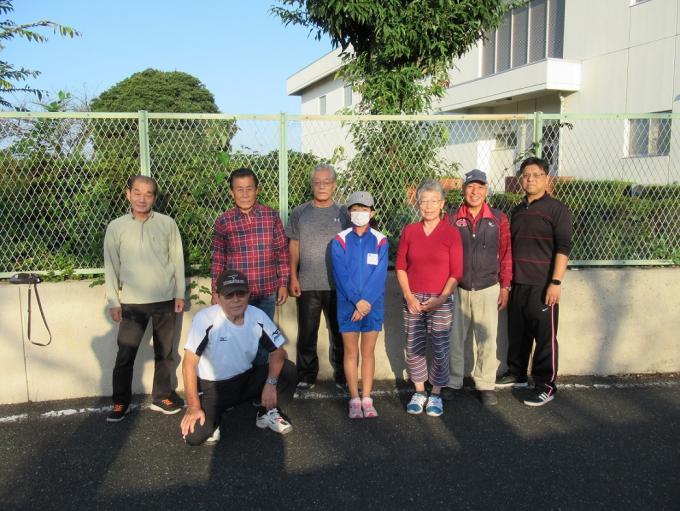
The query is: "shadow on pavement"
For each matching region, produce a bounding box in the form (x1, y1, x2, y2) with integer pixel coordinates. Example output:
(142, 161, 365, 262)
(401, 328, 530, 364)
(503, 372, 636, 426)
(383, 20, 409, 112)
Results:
(0, 380, 678, 510)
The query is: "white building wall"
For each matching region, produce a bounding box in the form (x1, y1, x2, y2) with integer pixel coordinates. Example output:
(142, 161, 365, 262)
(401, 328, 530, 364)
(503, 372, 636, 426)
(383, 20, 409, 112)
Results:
(298, 75, 356, 165)
(288, 0, 680, 183)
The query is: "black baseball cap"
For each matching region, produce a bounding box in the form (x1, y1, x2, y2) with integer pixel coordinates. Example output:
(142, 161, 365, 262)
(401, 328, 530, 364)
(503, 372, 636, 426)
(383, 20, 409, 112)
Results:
(216, 270, 249, 296)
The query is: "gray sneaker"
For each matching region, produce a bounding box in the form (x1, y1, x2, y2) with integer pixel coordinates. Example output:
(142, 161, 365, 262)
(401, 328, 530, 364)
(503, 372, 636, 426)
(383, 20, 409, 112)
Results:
(479, 390, 498, 406)
(495, 373, 528, 389)
(440, 386, 462, 401)
(296, 382, 315, 391)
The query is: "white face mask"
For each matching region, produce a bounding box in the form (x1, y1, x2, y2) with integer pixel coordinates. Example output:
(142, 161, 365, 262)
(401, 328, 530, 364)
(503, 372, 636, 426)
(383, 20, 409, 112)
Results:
(350, 211, 370, 227)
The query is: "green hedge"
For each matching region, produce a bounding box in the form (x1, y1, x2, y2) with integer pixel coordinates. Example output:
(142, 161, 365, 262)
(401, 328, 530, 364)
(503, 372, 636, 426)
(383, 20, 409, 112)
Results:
(444, 181, 680, 264)
(0, 148, 321, 276)
(3, 160, 680, 275)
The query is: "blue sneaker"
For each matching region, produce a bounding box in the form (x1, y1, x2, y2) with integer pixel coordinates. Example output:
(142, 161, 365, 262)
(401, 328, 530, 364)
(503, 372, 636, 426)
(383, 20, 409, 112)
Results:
(425, 394, 444, 416)
(406, 392, 428, 414)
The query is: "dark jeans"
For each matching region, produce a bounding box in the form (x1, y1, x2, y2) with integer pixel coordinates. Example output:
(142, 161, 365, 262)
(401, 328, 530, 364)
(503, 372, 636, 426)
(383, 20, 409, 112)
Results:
(250, 293, 277, 365)
(112, 300, 177, 406)
(295, 290, 345, 385)
(250, 292, 276, 320)
(185, 360, 297, 446)
(507, 284, 559, 392)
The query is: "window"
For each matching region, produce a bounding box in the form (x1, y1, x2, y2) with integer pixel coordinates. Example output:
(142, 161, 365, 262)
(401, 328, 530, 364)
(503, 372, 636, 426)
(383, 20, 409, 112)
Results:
(496, 12, 512, 72)
(319, 95, 327, 115)
(626, 114, 671, 157)
(344, 85, 352, 107)
(495, 130, 518, 150)
(529, 0, 547, 62)
(547, 0, 565, 58)
(512, 6, 529, 67)
(482, 31, 496, 75)
(482, 0, 564, 77)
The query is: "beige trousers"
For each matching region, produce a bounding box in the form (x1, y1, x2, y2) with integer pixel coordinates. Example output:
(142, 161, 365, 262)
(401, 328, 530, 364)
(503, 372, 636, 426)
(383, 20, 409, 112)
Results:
(448, 284, 499, 391)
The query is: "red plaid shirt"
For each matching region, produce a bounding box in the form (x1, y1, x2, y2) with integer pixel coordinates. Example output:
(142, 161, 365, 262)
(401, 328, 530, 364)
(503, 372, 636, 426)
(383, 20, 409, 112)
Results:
(211, 203, 290, 298)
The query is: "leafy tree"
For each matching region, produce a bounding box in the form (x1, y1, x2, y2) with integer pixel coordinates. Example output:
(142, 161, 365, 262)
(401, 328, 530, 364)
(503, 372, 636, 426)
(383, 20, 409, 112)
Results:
(0, 0, 80, 108)
(90, 68, 230, 192)
(272, 1, 517, 253)
(272, 0, 516, 114)
(91, 69, 239, 275)
(91, 68, 219, 113)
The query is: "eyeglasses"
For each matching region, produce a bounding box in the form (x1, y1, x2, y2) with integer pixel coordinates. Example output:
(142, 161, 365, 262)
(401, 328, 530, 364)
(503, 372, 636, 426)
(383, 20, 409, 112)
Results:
(312, 180, 334, 187)
(222, 290, 248, 300)
(521, 172, 547, 180)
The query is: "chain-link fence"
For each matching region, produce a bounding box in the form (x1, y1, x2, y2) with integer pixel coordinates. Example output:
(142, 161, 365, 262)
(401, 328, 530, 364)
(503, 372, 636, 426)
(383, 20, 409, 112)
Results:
(1, 111, 679, 276)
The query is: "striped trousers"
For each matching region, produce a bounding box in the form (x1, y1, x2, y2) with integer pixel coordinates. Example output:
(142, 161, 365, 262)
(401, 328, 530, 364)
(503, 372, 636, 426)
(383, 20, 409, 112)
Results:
(404, 292, 454, 386)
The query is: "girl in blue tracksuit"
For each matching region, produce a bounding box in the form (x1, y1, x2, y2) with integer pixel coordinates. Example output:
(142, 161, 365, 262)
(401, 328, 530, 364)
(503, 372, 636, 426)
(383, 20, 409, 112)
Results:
(331, 191, 388, 419)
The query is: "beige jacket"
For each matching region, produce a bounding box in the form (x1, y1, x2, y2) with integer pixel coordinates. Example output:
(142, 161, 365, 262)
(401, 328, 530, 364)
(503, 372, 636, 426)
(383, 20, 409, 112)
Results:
(104, 211, 185, 308)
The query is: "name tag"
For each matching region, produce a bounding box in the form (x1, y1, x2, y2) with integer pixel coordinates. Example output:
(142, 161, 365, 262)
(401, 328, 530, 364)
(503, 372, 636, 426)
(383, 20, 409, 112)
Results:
(367, 253, 378, 265)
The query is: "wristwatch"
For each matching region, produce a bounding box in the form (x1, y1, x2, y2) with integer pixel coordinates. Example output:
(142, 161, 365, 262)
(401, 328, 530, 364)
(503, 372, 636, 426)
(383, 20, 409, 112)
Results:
(265, 377, 278, 386)
(550, 279, 561, 285)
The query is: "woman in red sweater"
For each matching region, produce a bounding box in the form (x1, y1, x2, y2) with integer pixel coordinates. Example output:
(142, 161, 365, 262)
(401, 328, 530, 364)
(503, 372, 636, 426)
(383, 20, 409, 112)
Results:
(395, 178, 463, 417)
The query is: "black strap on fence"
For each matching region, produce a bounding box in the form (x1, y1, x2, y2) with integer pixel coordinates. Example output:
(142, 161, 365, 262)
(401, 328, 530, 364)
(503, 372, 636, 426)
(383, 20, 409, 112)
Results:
(9, 273, 52, 346)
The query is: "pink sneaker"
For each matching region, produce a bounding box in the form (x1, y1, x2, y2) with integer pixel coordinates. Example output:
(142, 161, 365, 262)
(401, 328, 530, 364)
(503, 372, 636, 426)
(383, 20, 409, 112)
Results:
(348, 397, 363, 419)
(361, 397, 378, 418)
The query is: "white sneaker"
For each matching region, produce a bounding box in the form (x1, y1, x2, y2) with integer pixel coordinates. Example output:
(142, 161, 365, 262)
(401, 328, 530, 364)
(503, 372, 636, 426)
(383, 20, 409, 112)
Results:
(256, 408, 292, 435)
(205, 427, 221, 445)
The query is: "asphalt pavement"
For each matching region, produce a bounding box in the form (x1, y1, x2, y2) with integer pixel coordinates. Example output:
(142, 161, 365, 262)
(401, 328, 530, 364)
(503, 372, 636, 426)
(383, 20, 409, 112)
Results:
(1, 375, 679, 511)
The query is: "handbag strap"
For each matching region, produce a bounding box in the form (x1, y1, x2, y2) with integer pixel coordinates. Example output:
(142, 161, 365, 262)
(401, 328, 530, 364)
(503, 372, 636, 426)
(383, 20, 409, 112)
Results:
(27, 283, 52, 346)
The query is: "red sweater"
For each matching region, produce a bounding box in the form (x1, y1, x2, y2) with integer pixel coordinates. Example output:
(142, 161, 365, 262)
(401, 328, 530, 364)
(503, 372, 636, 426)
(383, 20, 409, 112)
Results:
(395, 220, 464, 294)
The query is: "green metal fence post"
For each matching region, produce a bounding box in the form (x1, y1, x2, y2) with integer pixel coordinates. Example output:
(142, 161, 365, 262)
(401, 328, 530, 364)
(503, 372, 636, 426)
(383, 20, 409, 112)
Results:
(278, 112, 289, 223)
(138, 110, 151, 177)
(532, 111, 544, 159)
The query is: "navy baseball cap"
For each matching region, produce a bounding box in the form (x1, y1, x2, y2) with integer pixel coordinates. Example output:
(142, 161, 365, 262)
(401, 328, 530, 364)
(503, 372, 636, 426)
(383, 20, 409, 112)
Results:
(464, 169, 488, 185)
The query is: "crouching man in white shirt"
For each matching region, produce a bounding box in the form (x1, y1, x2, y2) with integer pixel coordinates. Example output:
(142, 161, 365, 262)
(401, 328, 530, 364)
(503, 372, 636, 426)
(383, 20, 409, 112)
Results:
(181, 269, 295, 445)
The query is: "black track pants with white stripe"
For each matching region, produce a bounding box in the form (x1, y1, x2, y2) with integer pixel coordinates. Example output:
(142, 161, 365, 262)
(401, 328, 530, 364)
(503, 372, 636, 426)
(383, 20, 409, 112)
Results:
(507, 283, 559, 393)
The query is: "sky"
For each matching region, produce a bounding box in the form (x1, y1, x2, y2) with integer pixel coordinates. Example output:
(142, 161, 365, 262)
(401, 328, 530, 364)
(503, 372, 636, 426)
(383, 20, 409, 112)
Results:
(2, 0, 333, 114)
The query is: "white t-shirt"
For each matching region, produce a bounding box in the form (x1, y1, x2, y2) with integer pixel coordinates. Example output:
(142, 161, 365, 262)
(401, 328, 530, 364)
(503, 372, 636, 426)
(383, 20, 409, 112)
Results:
(184, 304, 286, 381)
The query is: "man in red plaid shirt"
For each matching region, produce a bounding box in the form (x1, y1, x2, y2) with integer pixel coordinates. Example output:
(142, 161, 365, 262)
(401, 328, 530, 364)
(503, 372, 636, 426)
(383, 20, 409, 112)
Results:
(211, 168, 290, 319)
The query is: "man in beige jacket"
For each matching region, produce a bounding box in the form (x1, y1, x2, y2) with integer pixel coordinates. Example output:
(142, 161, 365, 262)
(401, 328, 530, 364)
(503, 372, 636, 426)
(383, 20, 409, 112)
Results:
(104, 175, 185, 422)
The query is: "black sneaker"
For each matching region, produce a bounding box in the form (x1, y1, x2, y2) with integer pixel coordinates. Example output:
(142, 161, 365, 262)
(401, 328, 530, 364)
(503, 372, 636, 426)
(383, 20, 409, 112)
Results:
(440, 386, 462, 401)
(479, 390, 498, 406)
(169, 391, 185, 407)
(106, 403, 130, 423)
(149, 398, 182, 415)
(523, 388, 555, 407)
(495, 373, 528, 389)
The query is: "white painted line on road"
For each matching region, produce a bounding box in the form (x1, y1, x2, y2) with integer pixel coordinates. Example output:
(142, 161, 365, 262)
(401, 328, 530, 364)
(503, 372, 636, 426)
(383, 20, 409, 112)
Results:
(41, 403, 149, 418)
(1, 380, 678, 423)
(0, 413, 28, 423)
(294, 388, 401, 400)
